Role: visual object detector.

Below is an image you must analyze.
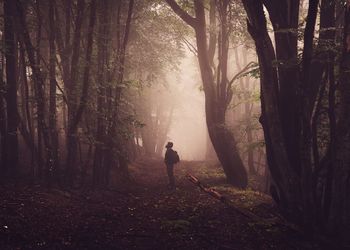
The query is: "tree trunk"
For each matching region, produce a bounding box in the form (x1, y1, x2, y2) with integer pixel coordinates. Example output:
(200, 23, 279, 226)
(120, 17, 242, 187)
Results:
(65, 0, 85, 184)
(35, 0, 43, 179)
(329, 4, 350, 234)
(15, 0, 52, 180)
(66, 0, 96, 185)
(49, 0, 59, 182)
(4, 0, 19, 179)
(93, 0, 109, 187)
(243, 0, 350, 237)
(166, 0, 248, 188)
(103, 0, 134, 185)
(243, 0, 301, 219)
(0, 44, 7, 173)
(19, 43, 37, 177)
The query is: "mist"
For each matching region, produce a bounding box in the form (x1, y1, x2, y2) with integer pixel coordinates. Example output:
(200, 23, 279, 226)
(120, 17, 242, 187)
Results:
(2, 1, 349, 248)
(164, 49, 207, 161)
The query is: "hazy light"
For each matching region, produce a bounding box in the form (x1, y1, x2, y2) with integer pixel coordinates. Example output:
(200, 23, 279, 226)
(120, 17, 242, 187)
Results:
(164, 48, 207, 161)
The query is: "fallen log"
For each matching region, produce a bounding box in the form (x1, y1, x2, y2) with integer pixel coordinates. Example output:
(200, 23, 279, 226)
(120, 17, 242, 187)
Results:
(186, 173, 336, 248)
(186, 173, 262, 221)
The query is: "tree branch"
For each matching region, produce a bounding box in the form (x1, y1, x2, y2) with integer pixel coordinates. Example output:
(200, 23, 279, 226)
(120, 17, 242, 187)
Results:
(226, 61, 256, 107)
(165, 0, 197, 28)
(181, 37, 197, 56)
(207, 0, 216, 64)
(228, 61, 256, 88)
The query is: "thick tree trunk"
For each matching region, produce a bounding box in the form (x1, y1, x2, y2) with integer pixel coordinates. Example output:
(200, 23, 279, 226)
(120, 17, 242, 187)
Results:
(264, 0, 301, 176)
(205, 131, 216, 160)
(329, 5, 350, 234)
(208, 121, 247, 187)
(243, 0, 301, 218)
(243, 0, 350, 237)
(166, 0, 248, 188)
(196, 1, 247, 188)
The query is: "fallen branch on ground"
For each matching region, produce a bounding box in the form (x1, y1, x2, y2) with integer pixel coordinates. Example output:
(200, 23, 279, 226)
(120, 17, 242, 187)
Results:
(186, 173, 261, 221)
(185, 173, 336, 246)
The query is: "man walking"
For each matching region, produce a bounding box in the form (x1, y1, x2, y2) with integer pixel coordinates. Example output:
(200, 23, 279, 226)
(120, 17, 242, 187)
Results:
(164, 142, 179, 189)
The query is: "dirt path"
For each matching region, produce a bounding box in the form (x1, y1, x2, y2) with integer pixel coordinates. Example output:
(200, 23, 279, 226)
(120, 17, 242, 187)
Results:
(0, 159, 322, 249)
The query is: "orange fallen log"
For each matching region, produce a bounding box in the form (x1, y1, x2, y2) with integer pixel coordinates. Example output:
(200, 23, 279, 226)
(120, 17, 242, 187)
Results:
(186, 173, 312, 242)
(186, 173, 260, 220)
(186, 173, 225, 201)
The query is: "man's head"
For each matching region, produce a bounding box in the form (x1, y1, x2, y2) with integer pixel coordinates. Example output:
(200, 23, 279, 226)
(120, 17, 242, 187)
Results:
(165, 142, 173, 148)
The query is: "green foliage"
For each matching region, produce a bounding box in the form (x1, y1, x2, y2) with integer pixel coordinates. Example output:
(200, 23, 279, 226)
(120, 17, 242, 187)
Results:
(241, 63, 260, 79)
(228, 1, 253, 47)
(127, 1, 189, 85)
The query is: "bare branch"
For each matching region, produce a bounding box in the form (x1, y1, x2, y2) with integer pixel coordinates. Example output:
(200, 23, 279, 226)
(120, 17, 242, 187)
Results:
(208, 0, 216, 64)
(56, 80, 68, 105)
(181, 37, 197, 56)
(226, 61, 256, 107)
(228, 61, 256, 88)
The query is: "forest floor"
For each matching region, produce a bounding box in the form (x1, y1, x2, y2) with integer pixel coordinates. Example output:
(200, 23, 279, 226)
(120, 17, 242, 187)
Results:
(0, 158, 337, 250)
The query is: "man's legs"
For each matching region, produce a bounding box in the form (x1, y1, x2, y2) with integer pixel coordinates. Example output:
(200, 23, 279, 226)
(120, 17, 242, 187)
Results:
(166, 164, 175, 188)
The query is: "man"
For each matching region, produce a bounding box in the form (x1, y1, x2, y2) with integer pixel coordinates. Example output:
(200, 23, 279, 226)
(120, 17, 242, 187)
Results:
(164, 141, 179, 189)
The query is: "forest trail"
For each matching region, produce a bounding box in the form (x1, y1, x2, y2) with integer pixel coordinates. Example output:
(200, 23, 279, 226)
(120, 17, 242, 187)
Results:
(0, 159, 322, 250)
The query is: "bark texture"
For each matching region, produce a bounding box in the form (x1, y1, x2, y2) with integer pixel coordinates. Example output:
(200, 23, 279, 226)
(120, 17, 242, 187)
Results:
(242, 0, 350, 236)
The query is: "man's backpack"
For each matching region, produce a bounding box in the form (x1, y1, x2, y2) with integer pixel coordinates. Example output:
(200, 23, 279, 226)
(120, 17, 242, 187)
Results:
(173, 151, 180, 164)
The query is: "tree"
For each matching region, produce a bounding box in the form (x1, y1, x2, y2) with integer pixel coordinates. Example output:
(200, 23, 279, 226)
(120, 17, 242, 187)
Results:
(65, 0, 97, 184)
(64, 0, 86, 184)
(49, 0, 59, 180)
(166, 0, 248, 188)
(92, 0, 134, 187)
(15, 0, 53, 181)
(92, 0, 110, 187)
(124, 1, 185, 159)
(3, 0, 19, 179)
(0, 0, 190, 189)
(242, 0, 350, 236)
(0, 42, 6, 176)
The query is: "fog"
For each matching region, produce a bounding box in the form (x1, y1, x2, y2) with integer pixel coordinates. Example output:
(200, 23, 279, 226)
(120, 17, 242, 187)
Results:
(164, 49, 208, 161)
(157, 45, 261, 163)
